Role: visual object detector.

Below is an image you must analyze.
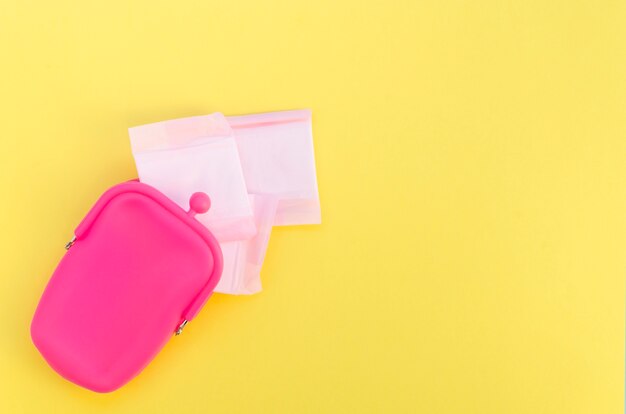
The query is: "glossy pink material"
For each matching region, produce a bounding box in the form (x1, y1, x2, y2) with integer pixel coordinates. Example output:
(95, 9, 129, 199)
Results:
(30, 181, 223, 393)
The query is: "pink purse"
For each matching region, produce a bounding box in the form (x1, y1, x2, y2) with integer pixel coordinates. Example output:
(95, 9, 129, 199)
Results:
(30, 181, 223, 392)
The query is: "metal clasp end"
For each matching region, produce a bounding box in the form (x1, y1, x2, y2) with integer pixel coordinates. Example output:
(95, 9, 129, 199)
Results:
(65, 236, 76, 250)
(175, 320, 188, 336)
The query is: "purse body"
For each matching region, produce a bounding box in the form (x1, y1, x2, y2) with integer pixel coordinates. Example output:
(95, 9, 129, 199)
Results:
(31, 181, 222, 392)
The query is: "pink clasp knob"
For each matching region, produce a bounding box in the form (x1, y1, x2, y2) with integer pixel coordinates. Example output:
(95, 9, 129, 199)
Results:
(187, 192, 211, 217)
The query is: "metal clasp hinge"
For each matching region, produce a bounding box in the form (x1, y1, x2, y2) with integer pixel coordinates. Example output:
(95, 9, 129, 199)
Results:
(175, 320, 188, 336)
(65, 236, 76, 250)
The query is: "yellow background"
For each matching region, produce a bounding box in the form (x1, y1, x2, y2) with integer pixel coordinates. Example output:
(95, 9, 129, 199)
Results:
(0, 1, 624, 413)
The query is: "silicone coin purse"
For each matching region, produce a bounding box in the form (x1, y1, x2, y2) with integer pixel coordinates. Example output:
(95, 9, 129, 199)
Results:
(30, 181, 223, 392)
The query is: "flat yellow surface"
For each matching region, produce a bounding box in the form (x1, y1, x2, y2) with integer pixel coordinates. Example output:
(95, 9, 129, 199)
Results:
(0, 1, 624, 413)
